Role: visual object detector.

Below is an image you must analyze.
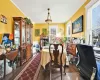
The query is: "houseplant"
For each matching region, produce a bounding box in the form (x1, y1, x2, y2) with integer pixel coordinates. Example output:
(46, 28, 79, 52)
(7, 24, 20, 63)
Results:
(24, 17, 32, 24)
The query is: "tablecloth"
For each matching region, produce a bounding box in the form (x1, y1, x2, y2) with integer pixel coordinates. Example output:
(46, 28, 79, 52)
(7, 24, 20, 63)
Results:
(41, 49, 69, 69)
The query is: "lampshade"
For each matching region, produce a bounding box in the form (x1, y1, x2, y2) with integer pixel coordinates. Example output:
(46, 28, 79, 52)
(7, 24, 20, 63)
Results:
(45, 8, 52, 24)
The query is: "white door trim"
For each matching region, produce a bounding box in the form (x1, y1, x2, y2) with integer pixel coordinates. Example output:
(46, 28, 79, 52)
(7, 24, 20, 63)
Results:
(85, 0, 99, 45)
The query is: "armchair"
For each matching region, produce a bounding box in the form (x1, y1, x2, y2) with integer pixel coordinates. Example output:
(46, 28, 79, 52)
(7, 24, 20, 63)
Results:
(76, 44, 97, 80)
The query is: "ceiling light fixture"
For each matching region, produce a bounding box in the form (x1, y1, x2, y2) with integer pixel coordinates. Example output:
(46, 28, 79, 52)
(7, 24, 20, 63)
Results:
(45, 8, 52, 24)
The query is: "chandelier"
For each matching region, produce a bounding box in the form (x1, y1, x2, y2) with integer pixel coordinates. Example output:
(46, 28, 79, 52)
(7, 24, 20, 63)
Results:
(45, 8, 52, 24)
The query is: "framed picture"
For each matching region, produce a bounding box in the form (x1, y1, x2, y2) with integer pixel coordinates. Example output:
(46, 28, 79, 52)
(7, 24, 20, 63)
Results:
(49, 25, 58, 43)
(0, 14, 7, 24)
(72, 15, 83, 34)
(35, 29, 40, 36)
(42, 28, 47, 36)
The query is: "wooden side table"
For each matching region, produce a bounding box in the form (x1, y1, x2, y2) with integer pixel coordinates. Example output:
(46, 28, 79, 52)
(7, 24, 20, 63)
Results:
(66, 43, 76, 56)
(0, 49, 18, 78)
(66, 43, 76, 64)
(6, 50, 18, 71)
(0, 54, 6, 78)
(6, 50, 18, 61)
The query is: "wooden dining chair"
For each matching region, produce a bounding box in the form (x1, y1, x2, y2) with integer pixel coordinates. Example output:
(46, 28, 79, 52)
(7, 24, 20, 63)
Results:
(49, 44, 65, 80)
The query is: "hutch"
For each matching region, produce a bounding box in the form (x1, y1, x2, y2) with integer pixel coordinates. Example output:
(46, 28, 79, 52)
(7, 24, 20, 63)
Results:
(13, 17, 33, 65)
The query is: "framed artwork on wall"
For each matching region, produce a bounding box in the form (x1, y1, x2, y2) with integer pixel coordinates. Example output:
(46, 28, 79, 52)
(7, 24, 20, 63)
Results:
(49, 25, 58, 43)
(42, 28, 47, 36)
(0, 14, 7, 24)
(72, 15, 83, 34)
(35, 29, 40, 36)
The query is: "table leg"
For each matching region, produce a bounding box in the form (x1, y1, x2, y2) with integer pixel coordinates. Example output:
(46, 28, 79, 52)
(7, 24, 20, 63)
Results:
(4, 57, 6, 78)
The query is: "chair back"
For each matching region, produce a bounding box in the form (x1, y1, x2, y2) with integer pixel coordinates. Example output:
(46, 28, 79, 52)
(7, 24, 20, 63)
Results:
(49, 44, 63, 65)
(76, 44, 97, 79)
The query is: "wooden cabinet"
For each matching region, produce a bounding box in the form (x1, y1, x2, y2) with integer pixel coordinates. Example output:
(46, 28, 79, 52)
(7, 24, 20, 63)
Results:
(66, 43, 76, 56)
(26, 24, 33, 60)
(13, 17, 26, 65)
(26, 44, 31, 60)
(13, 17, 26, 47)
(13, 17, 33, 65)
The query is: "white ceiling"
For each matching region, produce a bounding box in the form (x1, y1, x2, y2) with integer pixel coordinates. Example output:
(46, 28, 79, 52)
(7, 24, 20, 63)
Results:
(11, 0, 86, 23)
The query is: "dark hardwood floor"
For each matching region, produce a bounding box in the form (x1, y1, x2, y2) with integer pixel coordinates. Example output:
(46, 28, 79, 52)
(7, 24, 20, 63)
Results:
(1, 58, 84, 80)
(37, 64, 84, 80)
(0, 57, 32, 80)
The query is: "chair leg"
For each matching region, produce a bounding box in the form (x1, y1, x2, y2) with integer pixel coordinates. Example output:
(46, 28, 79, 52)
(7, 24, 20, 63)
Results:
(50, 68, 51, 80)
(64, 66, 66, 75)
(49, 63, 51, 80)
(60, 67, 62, 80)
(4, 58, 6, 78)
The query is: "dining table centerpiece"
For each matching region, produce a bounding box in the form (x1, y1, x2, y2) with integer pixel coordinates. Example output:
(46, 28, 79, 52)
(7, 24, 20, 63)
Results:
(55, 37, 67, 45)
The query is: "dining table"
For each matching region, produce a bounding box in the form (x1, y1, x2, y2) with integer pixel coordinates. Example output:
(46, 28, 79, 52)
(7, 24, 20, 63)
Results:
(40, 48, 69, 69)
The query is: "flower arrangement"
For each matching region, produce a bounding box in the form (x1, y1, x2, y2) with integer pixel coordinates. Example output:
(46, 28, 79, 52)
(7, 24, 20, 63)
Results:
(55, 37, 67, 45)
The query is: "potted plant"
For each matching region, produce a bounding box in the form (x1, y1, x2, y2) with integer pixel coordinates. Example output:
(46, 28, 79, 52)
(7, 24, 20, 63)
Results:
(24, 17, 32, 24)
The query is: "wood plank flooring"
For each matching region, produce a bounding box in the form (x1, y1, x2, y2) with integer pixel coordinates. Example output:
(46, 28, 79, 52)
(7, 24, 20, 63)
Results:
(0, 57, 32, 80)
(37, 65, 84, 80)
(1, 57, 84, 80)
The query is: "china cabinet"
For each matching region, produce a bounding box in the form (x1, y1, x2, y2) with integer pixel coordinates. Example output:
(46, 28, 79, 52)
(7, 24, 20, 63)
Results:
(13, 17, 26, 47)
(26, 24, 33, 60)
(13, 17, 33, 65)
(13, 17, 26, 65)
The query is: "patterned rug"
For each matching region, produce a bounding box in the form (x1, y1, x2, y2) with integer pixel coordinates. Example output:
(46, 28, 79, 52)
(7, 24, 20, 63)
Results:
(14, 53, 41, 80)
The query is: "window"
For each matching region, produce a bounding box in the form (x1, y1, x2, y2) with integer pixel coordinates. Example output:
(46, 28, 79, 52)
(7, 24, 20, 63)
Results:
(66, 21, 71, 36)
(86, 0, 100, 46)
(66, 21, 71, 41)
(49, 25, 58, 43)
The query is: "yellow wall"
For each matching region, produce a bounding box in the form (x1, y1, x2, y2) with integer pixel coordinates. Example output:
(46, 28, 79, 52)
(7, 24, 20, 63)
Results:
(65, 0, 90, 38)
(0, 0, 90, 42)
(33, 23, 65, 42)
(0, 0, 25, 34)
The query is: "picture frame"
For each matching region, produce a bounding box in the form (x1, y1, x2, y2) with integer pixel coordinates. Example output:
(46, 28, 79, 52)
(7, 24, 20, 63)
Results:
(0, 14, 7, 24)
(42, 28, 47, 36)
(72, 15, 83, 34)
(35, 29, 40, 36)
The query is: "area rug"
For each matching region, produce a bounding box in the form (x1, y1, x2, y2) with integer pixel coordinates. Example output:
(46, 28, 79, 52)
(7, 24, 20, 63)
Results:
(14, 53, 41, 80)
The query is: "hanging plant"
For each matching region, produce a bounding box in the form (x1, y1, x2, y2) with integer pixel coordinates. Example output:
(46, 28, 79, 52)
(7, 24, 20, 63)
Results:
(24, 17, 32, 24)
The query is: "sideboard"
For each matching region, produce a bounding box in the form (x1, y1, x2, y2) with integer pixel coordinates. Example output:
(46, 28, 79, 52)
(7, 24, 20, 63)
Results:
(66, 43, 76, 56)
